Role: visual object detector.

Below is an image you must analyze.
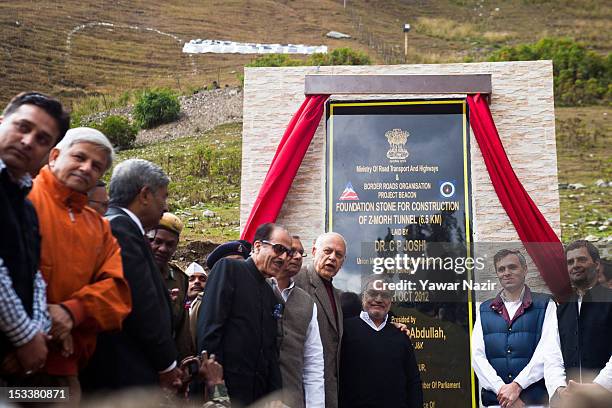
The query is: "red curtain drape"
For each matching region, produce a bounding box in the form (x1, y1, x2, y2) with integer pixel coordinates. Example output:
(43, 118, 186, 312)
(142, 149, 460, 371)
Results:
(241, 92, 570, 299)
(240, 94, 329, 242)
(467, 94, 570, 299)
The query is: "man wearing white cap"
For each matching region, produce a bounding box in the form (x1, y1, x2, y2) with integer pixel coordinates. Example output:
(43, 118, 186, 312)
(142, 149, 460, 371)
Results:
(26, 127, 131, 401)
(186, 261, 208, 352)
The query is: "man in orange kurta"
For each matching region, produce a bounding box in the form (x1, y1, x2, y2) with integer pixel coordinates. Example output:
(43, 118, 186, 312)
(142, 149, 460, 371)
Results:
(27, 127, 131, 401)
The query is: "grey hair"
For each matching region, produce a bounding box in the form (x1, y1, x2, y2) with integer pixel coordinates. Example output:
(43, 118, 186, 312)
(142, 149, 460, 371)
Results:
(314, 232, 347, 252)
(109, 159, 169, 207)
(55, 127, 115, 170)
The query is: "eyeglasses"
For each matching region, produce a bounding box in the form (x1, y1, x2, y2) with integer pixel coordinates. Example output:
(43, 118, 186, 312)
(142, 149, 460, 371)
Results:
(292, 250, 307, 258)
(365, 289, 393, 300)
(260, 240, 295, 257)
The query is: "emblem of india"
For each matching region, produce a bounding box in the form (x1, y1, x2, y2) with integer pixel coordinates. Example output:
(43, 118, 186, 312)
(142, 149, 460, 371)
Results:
(385, 128, 410, 160)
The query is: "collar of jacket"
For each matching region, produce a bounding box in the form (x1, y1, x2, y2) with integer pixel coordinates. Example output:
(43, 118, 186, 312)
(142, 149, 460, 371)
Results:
(569, 282, 606, 303)
(490, 285, 533, 325)
(36, 165, 88, 212)
(246, 257, 268, 282)
(306, 263, 333, 288)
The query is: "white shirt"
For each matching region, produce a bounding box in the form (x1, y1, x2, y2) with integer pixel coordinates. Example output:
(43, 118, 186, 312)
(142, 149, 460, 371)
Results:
(119, 207, 145, 235)
(546, 293, 612, 393)
(471, 293, 562, 407)
(359, 310, 388, 331)
(118, 207, 176, 374)
(268, 278, 325, 407)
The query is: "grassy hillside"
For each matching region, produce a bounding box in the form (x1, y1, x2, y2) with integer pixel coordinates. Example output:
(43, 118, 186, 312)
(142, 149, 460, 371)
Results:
(556, 107, 611, 241)
(1, 1, 610, 106)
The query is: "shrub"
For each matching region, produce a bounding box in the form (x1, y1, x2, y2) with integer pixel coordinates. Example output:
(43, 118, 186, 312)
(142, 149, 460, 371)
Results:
(94, 115, 137, 150)
(244, 48, 372, 69)
(308, 47, 372, 66)
(246, 54, 305, 67)
(488, 37, 610, 106)
(133, 88, 181, 128)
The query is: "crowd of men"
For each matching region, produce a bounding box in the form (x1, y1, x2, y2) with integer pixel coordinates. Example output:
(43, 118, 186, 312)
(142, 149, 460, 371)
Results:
(0, 91, 610, 408)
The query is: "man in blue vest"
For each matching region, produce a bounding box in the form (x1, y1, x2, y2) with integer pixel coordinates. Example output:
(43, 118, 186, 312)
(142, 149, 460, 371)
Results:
(472, 249, 561, 407)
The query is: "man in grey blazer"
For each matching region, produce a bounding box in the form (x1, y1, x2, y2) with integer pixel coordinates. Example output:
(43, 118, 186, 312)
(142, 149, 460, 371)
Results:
(295, 232, 346, 408)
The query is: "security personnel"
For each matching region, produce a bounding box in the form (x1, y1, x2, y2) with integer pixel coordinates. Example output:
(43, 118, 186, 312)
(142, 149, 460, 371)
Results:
(149, 212, 193, 359)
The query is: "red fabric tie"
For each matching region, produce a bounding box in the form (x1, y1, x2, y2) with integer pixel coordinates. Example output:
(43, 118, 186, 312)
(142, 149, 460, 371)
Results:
(241, 94, 329, 242)
(467, 94, 570, 300)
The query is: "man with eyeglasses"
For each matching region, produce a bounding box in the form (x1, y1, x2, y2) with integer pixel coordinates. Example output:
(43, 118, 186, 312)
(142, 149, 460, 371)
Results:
(87, 180, 109, 216)
(197, 223, 287, 406)
(189, 240, 250, 353)
(295, 232, 347, 408)
(339, 276, 422, 408)
(269, 236, 324, 408)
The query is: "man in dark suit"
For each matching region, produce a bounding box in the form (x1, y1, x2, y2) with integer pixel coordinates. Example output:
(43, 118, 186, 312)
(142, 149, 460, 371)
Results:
(81, 158, 181, 392)
(197, 223, 287, 407)
(295, 232, 346, 408)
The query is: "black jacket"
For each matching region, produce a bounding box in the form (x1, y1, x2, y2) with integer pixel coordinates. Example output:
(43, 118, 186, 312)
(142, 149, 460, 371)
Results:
(81, 207, 176, 391)
(0, 167, 39, 361)
(557, 284, 612, 384)
(197, 257, 282, 406)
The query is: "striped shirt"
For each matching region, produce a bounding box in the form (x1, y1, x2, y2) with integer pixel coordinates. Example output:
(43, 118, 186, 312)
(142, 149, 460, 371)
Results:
(0, 160, 51, 347)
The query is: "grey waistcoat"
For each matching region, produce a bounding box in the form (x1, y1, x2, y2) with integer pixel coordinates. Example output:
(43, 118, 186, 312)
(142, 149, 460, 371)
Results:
(279, 286, 315, 408)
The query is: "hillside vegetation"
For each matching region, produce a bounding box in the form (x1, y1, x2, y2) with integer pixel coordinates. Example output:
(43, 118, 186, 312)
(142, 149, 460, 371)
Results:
(1, 1, 610, 106)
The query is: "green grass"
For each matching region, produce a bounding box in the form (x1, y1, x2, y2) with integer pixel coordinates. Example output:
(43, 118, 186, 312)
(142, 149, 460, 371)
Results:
(114, 122, 242, 244)
(556, 107, 611, 241)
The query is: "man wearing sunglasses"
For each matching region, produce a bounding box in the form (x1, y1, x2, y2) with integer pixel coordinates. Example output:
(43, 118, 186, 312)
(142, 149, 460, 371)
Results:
(197, 223, 288, 406)
(270, 236, 325, 408)
(339, 276, 423, 408)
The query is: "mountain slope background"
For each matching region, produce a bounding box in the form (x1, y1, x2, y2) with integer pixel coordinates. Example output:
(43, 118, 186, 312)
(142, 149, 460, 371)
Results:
(1, 0, 610, 105)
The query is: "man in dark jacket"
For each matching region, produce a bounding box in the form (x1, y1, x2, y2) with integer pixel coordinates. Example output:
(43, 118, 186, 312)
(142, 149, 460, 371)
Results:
(549, 240, 612, 406)
(81, 159, 181, 392)
(197, 223, 287, 407)
(0, 92, 69, 380)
